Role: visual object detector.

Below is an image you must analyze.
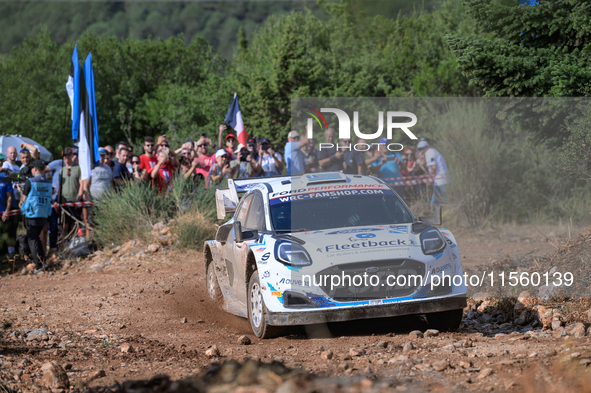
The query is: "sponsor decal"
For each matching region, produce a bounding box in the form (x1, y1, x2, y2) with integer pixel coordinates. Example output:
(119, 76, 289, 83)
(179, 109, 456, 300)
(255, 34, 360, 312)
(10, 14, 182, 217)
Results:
(279, 278, 309, 286)
(432, 251, 444, 260)
(326, 228, 383, 235)
(388, 225, 408, 234)
(270, 189, 389, 204)
(369, 299, 383, 306)
(356, 233, 376, 239)
(325, 239, 406, 252)
(267, 283, 283, 301)
(262, 270, 270, 279)
(261, 252, 270, 261)
(431, 263, 451, 275)
(255, 248, 266, 252)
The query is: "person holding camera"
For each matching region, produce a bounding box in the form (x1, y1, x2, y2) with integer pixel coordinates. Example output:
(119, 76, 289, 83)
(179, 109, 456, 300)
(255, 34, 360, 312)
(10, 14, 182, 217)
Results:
(20, 160, 52, 273)
(231, 146, 257, 179)
(194, 135, 215, 184)
(256, 138, 283, 177)
(210, 149, 237, 187)
(129, 155, 144, 182)
(151, 144, 177, 193)
(317, 128, 344, 173)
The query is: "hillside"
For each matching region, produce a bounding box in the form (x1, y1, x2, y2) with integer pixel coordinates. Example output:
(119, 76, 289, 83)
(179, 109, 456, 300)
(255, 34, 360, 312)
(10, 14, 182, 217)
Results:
(0, 0, 443, 59)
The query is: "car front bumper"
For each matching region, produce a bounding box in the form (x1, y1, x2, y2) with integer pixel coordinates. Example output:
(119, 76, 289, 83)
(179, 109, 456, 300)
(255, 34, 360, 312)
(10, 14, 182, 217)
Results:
(265, 295, 467, 326)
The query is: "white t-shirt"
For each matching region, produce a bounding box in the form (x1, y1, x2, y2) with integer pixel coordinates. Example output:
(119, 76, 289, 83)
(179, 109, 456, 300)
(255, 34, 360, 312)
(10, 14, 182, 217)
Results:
(261, 152, 283, 177)
(89, 165, 113, 201)
(2, 161, 20, 204)
(425, 148, 449, 186)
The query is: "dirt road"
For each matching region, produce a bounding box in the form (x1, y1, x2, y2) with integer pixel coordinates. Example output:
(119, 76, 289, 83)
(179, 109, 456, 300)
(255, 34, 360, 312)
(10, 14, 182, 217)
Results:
(1, 227, 589, 392)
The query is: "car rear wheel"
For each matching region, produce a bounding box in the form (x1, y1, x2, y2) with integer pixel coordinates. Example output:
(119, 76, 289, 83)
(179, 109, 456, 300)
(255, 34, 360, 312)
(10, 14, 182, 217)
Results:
(426, 308, 463, 332)
(248, 271, 283, 339)
(206, 262, 222, 304)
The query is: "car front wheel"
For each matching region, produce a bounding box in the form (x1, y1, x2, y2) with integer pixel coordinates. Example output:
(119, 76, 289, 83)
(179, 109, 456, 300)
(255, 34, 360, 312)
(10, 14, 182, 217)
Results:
(248, 271, 283, 339)
(206, 262, 222, 304)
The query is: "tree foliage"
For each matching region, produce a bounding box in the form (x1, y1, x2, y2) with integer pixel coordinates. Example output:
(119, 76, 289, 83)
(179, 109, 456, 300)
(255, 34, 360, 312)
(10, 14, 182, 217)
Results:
(0, 30, 227, 154)
(230, 0, 482, 145)
(447, 0, 591, 178)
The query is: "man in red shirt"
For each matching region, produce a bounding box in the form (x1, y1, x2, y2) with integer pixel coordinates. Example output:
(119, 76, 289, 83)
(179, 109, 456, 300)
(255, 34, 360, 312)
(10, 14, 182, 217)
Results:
(195, 136, 215, 184)
(139, 136, 157, 185)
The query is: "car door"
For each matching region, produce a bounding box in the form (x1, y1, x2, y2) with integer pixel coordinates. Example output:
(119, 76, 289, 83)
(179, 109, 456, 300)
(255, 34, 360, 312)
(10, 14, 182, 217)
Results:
(234, 193, 266, 303)
(223, 194, 254, 295)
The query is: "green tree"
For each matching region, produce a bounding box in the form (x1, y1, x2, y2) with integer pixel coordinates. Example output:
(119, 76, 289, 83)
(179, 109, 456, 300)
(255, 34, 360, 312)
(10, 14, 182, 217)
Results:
(447, 0, 591, 178)
(229, 0, 481, 146)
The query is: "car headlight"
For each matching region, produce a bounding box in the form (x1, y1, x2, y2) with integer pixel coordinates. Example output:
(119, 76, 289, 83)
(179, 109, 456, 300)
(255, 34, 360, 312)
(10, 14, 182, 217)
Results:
(420, 226, 446, 255)
(275, 241, 312, 267)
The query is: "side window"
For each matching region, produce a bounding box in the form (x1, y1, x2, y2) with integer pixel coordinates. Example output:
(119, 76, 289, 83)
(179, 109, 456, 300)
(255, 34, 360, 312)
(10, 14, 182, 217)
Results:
(244, 194, 265, 231)
(235, 194, 253, 224)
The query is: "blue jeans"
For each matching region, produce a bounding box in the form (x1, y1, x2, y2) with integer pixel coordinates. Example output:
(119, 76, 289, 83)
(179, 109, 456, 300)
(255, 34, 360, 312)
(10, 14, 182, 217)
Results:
(431, 185, 447, 206)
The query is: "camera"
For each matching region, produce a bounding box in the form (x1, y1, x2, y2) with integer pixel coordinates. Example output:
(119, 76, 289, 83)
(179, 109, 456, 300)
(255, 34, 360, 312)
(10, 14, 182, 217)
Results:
(240, 155, 248, 162)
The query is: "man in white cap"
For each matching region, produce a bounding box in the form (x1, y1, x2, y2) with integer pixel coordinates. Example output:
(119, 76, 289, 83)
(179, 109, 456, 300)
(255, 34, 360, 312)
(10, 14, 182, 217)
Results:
(284, 130, 307, 176)
(417, 138, 449, 206)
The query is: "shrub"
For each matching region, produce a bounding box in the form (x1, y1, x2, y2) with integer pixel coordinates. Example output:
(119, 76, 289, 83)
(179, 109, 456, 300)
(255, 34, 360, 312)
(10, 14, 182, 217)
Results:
(93, 175, 218, 249)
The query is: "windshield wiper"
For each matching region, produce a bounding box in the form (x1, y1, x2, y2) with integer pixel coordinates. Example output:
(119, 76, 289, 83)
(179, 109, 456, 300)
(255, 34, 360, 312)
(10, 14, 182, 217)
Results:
(275, 228, 308, 233)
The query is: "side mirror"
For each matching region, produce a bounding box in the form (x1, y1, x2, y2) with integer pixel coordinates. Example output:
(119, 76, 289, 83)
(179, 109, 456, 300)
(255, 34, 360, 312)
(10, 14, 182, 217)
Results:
(419, 205, 442, 226)
(233, 221, 243, 243)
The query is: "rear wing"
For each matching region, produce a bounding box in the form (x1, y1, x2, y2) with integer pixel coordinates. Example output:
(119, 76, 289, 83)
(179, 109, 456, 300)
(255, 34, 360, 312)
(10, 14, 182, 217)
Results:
(215, 178, 284, 220)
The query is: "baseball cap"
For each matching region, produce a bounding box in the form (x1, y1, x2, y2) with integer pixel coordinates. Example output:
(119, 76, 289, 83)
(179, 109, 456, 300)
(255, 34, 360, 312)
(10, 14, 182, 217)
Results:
(72, 147, 79, 155)
(288, 130, 299, 139)
(379, 137, 388, 144)
(0, 153, 5, 160)
(417, 140, 429, 149)
(234, 144, 245, 154)
(260, 138, 270, 145)
(62, 147, 73, 156)
(31, 160, 44, 170)
(215, 149, 229, 158)
(98, 147, 107, 156)
(247, 138, 257, 145)
(226, 134, 237, 140)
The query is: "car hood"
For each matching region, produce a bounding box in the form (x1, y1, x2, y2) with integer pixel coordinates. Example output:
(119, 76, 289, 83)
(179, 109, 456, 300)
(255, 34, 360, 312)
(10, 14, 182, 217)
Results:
(286, 224, 420, 268)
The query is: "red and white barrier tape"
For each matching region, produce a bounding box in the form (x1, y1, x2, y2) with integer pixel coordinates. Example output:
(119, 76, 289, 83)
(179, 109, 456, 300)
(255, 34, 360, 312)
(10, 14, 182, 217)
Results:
(382, 174, 448, 186)
(3, 201, 94, 217)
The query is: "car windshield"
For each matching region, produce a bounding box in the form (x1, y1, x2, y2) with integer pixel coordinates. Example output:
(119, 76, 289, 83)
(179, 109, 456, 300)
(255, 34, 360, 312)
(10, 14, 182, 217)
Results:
(270, 188, 413, 232)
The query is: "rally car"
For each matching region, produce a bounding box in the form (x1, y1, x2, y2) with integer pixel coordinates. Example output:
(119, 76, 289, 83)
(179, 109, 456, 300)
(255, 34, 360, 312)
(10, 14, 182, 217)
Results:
(204, 172, 466, 338)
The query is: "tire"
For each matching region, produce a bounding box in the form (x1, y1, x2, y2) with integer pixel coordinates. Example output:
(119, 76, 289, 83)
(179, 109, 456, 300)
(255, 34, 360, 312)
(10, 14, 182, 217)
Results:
(248, 271, 284, 339)
(426, 308, 464, 332)
(206, 262, 223, 304)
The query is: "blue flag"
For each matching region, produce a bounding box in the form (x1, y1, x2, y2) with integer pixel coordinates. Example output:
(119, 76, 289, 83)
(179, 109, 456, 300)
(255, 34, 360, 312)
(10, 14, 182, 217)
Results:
(66, 47, 100, 180)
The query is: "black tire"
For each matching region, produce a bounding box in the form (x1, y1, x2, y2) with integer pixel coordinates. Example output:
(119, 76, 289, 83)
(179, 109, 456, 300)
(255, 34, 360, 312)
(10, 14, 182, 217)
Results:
(206, 262, 223, 304)
(247, 271, 284, 339)
(426, 308, 463, 332)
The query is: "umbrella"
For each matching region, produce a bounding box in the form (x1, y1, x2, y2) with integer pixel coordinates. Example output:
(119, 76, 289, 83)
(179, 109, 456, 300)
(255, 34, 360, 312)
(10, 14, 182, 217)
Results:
(0, 134, 53, 163)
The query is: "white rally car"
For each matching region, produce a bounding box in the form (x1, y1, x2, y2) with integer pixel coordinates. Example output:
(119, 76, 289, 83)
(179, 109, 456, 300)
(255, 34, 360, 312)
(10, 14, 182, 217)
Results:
(204, 172, 466, 338)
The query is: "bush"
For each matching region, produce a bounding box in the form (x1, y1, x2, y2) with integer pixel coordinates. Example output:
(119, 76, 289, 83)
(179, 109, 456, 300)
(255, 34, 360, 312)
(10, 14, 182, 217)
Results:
(93, 176, 218, 249)
(428, 101, 591, 227)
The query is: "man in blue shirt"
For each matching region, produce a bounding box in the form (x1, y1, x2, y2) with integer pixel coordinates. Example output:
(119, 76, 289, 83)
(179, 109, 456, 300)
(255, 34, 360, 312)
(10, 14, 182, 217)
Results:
(0, 153, 15, 257)
(20, 160, 52, 272)
(284, 131, 307, 175)
(370, 143, 406, 201)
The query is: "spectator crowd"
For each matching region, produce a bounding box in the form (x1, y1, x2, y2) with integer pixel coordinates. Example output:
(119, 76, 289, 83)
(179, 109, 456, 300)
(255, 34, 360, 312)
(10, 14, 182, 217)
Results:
(0, 125, 448, 272)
